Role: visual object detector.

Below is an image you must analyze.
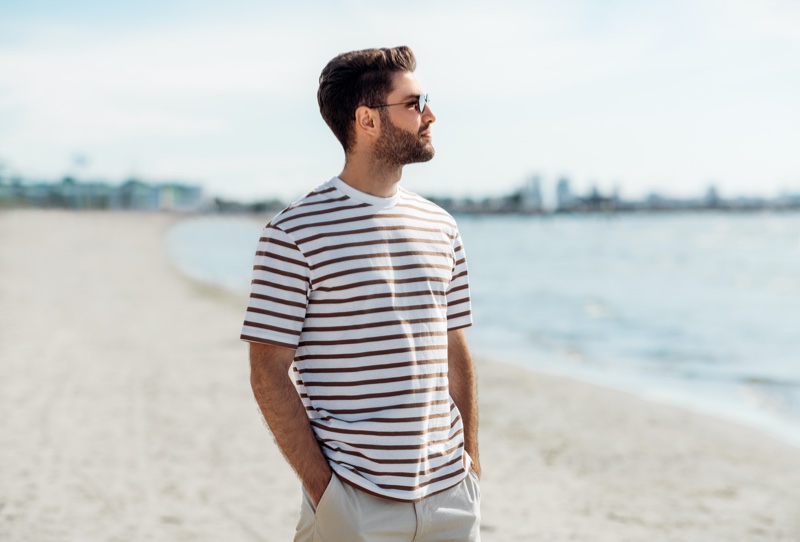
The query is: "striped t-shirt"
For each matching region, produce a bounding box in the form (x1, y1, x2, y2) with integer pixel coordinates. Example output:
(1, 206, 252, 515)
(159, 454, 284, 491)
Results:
(240, 176, 473, 502)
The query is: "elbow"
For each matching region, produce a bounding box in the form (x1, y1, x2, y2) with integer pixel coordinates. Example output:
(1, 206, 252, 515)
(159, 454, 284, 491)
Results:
(248, 342, 296, 394)
(249, 351, 265, 392)
(249, 357, 267, 393)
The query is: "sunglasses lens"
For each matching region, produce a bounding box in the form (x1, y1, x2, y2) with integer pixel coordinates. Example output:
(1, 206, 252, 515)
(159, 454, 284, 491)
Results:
(419, 94, 427, 113)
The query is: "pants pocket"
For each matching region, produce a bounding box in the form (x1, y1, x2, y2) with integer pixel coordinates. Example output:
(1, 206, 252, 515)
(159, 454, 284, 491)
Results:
(312, 474, 338, 515)
(466, 467, 482, 503)
(294, 475, 338, 542)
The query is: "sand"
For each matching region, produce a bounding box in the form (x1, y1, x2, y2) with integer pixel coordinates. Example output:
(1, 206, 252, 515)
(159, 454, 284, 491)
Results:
(1, 209, 798, 542)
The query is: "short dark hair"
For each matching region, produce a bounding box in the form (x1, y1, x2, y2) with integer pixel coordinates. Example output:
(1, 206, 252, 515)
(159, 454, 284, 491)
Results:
(318, 46, 417, 153)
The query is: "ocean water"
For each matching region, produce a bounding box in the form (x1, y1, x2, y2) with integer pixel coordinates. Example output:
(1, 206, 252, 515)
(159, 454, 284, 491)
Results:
(166, 212, 800, 447)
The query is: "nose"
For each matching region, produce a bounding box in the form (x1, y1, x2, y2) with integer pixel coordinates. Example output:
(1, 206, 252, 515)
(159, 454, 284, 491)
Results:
(422, 104, 436, 124)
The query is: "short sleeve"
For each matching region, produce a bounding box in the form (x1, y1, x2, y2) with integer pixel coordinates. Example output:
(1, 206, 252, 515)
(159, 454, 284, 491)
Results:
(240, 224, 310, 349)
(446, 229, 473, 330)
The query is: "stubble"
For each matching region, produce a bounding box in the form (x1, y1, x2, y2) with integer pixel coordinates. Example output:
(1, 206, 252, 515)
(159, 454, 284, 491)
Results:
(374, 112, 435, 166)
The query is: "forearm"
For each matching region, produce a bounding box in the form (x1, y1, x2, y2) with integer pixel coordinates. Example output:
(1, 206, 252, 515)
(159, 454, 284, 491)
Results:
(250, 345, 332, 503)
(447, 329, 480, 475)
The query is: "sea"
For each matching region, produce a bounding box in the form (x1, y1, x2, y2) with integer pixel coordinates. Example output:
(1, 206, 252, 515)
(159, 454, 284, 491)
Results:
(166, 211, 800, 447)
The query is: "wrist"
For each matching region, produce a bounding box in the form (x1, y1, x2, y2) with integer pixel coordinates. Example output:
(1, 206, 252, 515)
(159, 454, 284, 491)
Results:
(306, 467, 333, 506)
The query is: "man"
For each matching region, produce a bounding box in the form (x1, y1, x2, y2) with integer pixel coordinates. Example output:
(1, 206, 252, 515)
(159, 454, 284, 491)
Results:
(241, 46, 480, 541)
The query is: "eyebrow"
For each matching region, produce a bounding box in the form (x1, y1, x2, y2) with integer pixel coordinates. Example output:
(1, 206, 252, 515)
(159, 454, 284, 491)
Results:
(400, 93, 421, 101)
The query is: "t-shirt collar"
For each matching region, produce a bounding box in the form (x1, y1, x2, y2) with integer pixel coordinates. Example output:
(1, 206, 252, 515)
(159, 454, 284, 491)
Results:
(330, 177, 401, 209)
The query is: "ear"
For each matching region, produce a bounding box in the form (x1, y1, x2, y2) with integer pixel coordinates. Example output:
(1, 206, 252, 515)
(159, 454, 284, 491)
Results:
(354, 105, 380, 140)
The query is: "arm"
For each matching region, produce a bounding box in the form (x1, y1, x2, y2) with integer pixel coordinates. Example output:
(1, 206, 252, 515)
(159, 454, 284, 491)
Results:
(249, 342, 332, 505)
(447, 328, 481, 477)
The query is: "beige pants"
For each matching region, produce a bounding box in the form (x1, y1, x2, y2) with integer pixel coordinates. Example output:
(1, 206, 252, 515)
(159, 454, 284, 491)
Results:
(294, 471, 481, 542)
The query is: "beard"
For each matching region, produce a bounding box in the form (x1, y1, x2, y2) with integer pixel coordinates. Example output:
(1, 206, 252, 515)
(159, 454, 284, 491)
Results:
(374, 112, 435, 166)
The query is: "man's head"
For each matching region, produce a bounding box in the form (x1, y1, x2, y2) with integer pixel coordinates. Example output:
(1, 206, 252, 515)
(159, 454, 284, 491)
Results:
(318, 46, 435, 163)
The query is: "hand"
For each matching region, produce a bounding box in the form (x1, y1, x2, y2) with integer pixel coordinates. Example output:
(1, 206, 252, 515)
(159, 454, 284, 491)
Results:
(308, 470, 333, 507)
(470, 463, 481, 479)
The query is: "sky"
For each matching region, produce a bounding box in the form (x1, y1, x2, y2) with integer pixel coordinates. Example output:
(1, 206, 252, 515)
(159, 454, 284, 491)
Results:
(1, 0, 799, 203)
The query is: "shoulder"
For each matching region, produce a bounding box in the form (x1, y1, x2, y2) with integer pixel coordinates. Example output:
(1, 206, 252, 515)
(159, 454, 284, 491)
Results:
(267, 179, 350, 230)
(397, 187, 459, 230)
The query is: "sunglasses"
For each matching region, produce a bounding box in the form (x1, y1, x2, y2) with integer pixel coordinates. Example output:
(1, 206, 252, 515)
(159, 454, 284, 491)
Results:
(368, 94, 430, 114)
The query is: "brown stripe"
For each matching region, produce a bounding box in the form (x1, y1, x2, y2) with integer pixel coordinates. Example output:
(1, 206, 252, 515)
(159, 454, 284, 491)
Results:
(319, 441, 462, 465)
(305, 302, 446, 320)
(315, 263, 452, 284)
(297, 225, 456, 246)
(258, 236, 301, 252)
(255, 251, 308, 268)
(315, 410, 451, 425)
(301, 371, 447, 389)
(308, 288, 444, 306)
(250, 280, 307, 297)
(240, 334, 297, 349)
(446, 297, 470, 308)
(246, 306, 305, 323)
(328, 454, 462, 479)
(305, 236, 451, 258)
(298, 330, 446, 348)
(297, 359, 446, 376)
(284, 212, 455, 235)
(313, 275, 448, 294)
(305, 384, 448, 402)
(253, 265, 307, 283)
(248, 290, 307, 309)
(451, 269, 469, 281)
(314, 398, 450, 415)
(311, 419, 451, 437)
(317, 427, 462, 451)
(242, 320, 301, 336)
(446, 283, 469, 295)
(283, 212, 376, 234)
(373, 466, 464, 492)
(311, 250, 452, 271)
(275, 202, 370, 227)
(301, 186, 338, 199)
(399, 191, 447, 203)
(302, 316, 445, 333)
(395, 202, 452, 219)
(447, 310, 472, 321)
(287, 189, 343, 209)
(295, 344, 446, 361)
(264, 223, 291, 235)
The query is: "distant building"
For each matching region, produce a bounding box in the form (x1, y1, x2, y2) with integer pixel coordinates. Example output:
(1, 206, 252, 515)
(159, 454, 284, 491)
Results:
(520, 175, 543, 212)
(0, 177, 204, 211)
(704, 184, 721, 208)
(556, 177, 574, 211)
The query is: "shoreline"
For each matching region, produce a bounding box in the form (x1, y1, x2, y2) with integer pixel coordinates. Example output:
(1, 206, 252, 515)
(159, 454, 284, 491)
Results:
(169, 213, 800, 452)
(477, 351, 800, 452)
(2, 209, 799, 541)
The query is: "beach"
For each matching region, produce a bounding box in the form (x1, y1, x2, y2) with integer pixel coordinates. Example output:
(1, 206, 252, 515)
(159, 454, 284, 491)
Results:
(1, 210, 799, 541)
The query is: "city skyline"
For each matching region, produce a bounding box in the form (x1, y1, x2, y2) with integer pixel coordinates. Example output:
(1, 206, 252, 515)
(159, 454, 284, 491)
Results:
(1, 0, 799, 202)
(4, 171, 797, 215)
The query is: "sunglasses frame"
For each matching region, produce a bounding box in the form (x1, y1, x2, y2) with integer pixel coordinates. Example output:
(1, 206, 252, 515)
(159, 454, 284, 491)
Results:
(368, 94, 429, 114)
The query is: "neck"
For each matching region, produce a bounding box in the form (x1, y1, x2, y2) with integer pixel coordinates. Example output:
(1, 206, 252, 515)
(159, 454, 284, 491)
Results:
(338, 153, 403, 198)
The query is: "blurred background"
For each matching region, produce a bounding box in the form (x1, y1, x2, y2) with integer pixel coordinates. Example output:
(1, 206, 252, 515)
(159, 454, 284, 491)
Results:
(3, 1, 800, 539)
(2, 0, 800, 479)
(2, 0, 799, 204)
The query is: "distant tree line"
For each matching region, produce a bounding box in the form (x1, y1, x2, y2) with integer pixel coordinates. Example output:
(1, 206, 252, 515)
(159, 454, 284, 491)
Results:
(0, 176, 204, 211)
